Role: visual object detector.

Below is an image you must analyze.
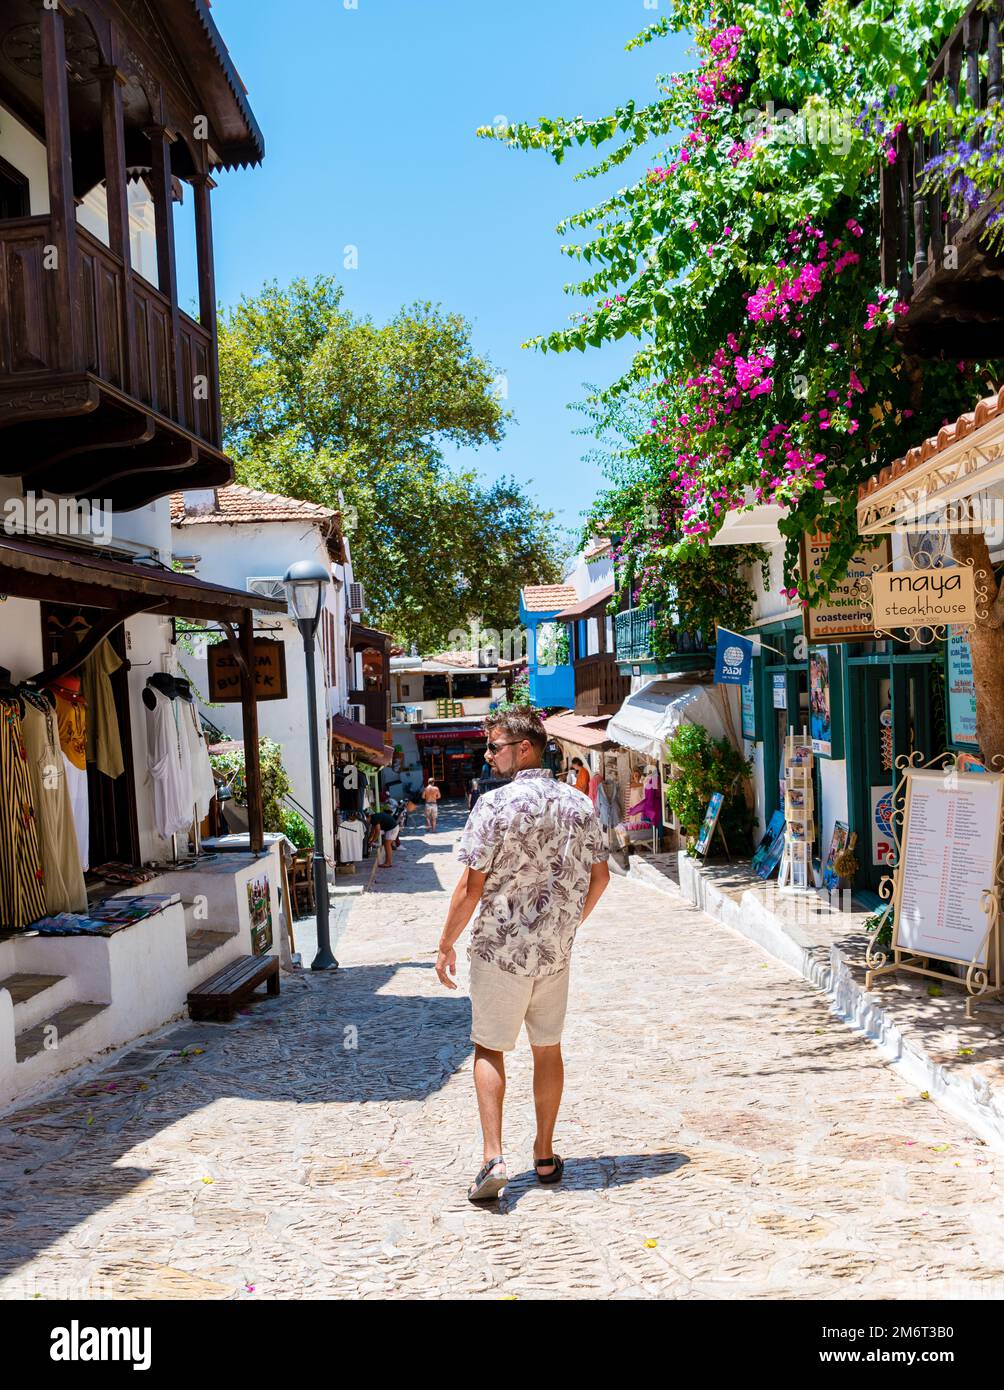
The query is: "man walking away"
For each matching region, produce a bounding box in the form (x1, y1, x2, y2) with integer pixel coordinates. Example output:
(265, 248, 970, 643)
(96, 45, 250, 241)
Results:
(436, 710, 610, 1202)
(422, 778, 441, 831)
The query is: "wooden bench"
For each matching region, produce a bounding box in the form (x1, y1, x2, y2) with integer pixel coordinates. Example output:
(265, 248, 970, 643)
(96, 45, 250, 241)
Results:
(187, 954, 280, 1022)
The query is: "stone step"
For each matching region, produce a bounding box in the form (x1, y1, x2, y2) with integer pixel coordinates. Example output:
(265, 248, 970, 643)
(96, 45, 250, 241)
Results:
(15, 1002, 109, 1063)
(0, 972, 66, 1006)
(186, 930, 232, 967)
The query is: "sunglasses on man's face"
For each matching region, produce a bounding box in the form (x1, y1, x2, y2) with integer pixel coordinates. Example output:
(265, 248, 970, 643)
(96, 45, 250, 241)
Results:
(485, 739, 521, 755)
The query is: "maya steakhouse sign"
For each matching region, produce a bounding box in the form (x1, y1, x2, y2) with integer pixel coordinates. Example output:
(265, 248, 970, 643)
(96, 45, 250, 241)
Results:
(870, 567, 978, 629)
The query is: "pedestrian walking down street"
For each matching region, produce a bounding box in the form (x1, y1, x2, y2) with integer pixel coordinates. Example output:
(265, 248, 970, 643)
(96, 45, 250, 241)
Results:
(435, 709, 610, 1203)
(422, 778, 441, 830)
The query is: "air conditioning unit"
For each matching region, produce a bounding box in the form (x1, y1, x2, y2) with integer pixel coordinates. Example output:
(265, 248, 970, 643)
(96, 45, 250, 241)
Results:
(347, 703, 367, 723)
(348, 581, 366, 615)
(246, 576, 290, 615)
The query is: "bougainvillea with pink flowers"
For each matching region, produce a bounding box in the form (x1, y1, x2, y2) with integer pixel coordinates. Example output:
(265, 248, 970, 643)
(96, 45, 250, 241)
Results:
(483, 0, 993, 634)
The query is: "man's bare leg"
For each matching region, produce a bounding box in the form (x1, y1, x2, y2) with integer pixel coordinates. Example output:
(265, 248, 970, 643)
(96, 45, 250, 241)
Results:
(530, 1043, 563, 1175)
(473, 1045, 505, 1162)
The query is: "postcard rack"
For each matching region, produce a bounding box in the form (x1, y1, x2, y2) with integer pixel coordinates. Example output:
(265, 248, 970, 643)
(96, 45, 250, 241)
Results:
(779, 729, 814, 890)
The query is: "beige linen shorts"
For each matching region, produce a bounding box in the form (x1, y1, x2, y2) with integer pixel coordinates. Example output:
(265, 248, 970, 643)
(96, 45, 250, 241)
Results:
(469, 956, 570, 1052)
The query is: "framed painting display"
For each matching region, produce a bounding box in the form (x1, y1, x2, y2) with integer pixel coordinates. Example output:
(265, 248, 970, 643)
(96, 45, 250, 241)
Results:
(694, 792, 725, 857)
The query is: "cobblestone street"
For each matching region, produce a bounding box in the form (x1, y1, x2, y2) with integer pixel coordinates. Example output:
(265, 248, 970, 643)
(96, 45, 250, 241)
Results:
(1, 806, 1003, 1300)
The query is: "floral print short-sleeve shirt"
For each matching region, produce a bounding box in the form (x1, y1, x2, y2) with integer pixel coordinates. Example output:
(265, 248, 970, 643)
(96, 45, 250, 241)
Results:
(457, 768, 608, 978)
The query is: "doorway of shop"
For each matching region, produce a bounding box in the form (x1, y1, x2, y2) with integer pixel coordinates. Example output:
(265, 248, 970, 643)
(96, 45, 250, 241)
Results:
(761, 626, 823, 866)
(40, 604, 140, 871)
(846, 651, 944, 894)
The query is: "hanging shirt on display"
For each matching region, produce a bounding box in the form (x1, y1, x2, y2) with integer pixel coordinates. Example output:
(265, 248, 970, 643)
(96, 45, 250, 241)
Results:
(82, 639, 125, 780)
(337, 819, 365, 863)
(21, 690, 87, 914)
(181, 701, 216, 820)
(0, 695, 47, 930)
(145, 686, 194, 839)
(596, 779, 623, 830)
(48, 677, 89, 871)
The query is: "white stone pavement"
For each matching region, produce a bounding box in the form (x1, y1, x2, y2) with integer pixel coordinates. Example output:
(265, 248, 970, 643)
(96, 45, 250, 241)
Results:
(1, 805, 1003, 1300)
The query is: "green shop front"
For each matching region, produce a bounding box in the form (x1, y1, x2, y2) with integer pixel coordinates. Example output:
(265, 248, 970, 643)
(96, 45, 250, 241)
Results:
(745, 604, 975, 901)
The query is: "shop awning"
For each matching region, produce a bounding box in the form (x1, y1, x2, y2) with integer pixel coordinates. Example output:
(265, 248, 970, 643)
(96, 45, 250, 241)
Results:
(542, 713, 614, 750)
(606, 680, 730, 758)
(329, 714, 393, 766)
(709, 501, 786, 546)
(857, 385, 1004, 535)
(0, 533, 286, 620)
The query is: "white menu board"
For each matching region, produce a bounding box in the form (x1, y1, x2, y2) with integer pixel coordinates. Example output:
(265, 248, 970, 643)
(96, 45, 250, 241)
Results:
(895, 770, 1004, 967)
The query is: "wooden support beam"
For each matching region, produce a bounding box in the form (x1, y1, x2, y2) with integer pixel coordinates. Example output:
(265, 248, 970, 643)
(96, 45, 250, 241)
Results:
(192, 171, 222, 447)
(239, 609, 265, 853)
(146, 124, 183, 421)
(39, 1, 82, 372)
(97, 48, 137, 395)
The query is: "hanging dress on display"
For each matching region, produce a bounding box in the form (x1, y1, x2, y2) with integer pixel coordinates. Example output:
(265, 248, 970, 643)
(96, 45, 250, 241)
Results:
(0, 695, 47, 930)
(180, 700, 215, 820)
(82, 639, 125, 780)
(48, 677, 89, 872)
(21, 690, 87, 914)
(145, 685, 194, 839)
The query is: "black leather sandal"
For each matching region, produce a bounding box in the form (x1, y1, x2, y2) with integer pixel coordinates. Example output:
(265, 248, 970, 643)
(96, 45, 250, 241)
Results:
(534, 1154, 564, 1185)
(468, 1156, 507, 1202)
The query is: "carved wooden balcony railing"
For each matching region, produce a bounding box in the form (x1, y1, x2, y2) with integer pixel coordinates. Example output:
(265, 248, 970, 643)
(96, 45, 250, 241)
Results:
(880, 0, 1004, 356)
(0, 216, 227, 508)
(614, 604, 714, 673)
(573, 654, 631, 717)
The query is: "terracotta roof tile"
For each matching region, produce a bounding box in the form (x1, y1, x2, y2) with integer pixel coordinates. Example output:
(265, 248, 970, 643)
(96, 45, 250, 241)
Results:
(170, 485, 340, 527)
(521, 584, 579, 613)
(857, 385, 1004, 502)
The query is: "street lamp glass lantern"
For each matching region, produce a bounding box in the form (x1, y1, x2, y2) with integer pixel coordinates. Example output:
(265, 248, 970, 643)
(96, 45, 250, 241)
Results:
(283, 560, 330, 628)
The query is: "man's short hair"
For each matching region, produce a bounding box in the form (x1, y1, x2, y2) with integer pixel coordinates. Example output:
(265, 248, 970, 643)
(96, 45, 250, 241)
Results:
(484, 708, 547, 754)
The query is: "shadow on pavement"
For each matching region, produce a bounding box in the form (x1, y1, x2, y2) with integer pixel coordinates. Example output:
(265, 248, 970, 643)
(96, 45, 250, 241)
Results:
(496, 1150, 693, 1210)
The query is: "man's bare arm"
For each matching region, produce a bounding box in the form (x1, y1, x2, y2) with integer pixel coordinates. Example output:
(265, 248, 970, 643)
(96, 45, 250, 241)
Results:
(579, 859, 611, 925)
(436, 866, 486, 989)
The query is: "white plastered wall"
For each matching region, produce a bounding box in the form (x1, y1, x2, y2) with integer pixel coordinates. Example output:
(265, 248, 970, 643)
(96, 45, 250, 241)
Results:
(173, 518, 340, 862)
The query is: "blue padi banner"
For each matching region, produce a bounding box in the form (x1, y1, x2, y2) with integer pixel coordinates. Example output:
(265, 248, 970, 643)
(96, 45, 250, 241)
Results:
(714, 628, 753, 685)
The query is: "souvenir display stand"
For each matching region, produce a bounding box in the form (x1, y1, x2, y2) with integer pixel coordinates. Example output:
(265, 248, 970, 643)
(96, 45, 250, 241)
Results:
(779, 730, 814, 891)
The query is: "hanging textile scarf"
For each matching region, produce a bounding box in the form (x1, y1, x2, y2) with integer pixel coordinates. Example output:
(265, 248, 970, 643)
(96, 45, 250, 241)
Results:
(0, 695, 47, 930)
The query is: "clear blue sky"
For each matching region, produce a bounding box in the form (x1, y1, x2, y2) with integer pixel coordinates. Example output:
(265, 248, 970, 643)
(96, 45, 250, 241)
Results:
(196, 0, 691, 547)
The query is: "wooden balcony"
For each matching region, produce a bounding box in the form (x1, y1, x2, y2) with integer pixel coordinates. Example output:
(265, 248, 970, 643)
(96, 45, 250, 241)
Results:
(573, 654, 630, 717)
(614, 604, 714, 675)
(880, 0, 1004, 356)
(0, 217, 229, 509)
(350, 688, 391, 735)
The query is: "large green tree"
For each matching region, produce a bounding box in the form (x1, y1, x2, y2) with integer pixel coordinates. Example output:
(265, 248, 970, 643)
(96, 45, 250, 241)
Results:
(218, 277, 565, 650)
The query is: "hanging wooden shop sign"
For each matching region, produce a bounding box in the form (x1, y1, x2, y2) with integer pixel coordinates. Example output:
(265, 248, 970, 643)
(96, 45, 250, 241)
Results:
(800, 532, 891, 643)
(208, 638, 288, 703)
(869, 566, 977, 631)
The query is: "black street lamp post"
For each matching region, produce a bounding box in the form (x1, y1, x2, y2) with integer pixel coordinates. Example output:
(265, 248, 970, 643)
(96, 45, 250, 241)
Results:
(283, 559, 337, 971)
